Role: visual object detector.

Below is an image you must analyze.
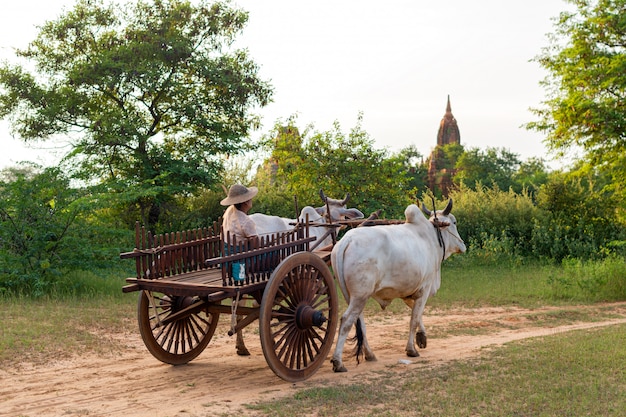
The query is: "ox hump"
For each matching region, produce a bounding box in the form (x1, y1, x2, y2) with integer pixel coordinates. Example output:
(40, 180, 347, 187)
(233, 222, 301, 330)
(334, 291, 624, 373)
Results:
(405, 204, 429, 225)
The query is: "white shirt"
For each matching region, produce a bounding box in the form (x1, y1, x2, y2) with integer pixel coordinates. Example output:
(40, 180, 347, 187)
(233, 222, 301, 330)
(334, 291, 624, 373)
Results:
(222, 205, 258, 244)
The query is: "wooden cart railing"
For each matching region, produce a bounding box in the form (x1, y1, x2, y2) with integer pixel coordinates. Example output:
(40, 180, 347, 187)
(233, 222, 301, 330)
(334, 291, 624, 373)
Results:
(121, 220, 315, 298)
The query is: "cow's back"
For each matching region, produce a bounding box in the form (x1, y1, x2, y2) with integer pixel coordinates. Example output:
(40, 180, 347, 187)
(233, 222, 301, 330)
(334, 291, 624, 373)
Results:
(332, 222, 440, 305)
(249, 213, 293, 236)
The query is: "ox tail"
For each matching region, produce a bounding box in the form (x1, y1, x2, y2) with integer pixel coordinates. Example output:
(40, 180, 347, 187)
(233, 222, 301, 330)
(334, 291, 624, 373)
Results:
(350, 317, 363, 365)
(350, 318, 365, 365)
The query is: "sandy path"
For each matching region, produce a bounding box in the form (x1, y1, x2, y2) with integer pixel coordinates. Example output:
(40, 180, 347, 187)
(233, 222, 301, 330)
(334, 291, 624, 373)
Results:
(2, 303, 626, 417)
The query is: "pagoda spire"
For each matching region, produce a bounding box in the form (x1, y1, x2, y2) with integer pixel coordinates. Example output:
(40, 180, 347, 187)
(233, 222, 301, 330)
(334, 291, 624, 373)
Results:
(429, 96, 462, 197)
(437, 95, 460, 146)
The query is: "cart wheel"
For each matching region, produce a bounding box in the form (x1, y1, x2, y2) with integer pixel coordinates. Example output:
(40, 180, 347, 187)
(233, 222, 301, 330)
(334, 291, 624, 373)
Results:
(138, 290, 219, 365)
(259, 251, 339, 382)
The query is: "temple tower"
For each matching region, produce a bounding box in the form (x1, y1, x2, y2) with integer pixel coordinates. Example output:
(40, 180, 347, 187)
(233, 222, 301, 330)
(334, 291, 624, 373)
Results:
(428, 96, 461, 197)
(437, 95, 460, 146)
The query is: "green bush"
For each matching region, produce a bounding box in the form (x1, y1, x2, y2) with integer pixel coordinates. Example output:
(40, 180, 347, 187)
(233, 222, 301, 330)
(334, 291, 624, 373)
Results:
(0, 167, 80, 295)
(0, 166, 133, 296)
(546, 256, 626, 301)
(448, 178, 626, 264)
(449, 184, 539, 258)
(532, 171, 626, 262)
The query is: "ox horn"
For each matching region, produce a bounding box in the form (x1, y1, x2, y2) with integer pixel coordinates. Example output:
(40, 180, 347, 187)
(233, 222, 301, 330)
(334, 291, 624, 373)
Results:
(340, 193, 350, 206)
(420, 201, 432, 217)
(442, 199, 453, 215)
(319, 189, 327, 203)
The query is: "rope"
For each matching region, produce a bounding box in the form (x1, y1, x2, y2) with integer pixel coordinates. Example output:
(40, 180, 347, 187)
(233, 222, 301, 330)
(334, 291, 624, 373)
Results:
(435, 226, 464, 262)
(428, 196, 446, 262)
(444, 228, 464, 245)
(435, 226, 446, 262)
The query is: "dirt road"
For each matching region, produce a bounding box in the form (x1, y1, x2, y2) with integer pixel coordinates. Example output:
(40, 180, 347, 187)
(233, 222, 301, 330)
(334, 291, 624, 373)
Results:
(3, 303, 626, 417)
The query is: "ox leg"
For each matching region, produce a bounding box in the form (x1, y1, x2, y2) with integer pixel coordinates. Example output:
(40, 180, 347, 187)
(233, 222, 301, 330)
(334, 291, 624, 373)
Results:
(235, 319, 250, 356)
(331, 299, 367, 373)
(234, 297, 257, 356)
(403, 296, 428, 357)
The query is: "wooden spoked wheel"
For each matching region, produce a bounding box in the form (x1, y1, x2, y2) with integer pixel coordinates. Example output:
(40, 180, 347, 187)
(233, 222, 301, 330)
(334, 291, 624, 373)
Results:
(259, 252, 338, 382)
(138, 290, 219, 365)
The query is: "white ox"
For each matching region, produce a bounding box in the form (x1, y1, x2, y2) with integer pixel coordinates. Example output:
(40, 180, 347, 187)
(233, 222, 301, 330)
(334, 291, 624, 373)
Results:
(330, 199, 466, 372)
(249, 191, 364, 250)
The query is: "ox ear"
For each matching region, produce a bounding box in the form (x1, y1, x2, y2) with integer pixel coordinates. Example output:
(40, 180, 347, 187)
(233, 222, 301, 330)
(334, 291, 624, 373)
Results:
(420, 201, 432, 217)
(338, 208, 364, 219)
(442, 199, 453, 215)
(315, 206, 326, 216)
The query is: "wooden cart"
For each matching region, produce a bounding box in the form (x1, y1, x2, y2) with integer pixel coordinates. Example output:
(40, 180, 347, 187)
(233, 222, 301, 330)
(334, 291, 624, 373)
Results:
(120, 216, 341, 382)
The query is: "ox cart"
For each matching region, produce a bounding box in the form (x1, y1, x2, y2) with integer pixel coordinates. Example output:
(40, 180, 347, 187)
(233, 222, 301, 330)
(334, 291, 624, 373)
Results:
(120, 205, 362, 382)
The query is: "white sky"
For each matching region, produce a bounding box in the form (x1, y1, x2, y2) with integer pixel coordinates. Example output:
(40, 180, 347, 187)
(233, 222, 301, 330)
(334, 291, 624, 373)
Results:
(0, 0, 572, 170)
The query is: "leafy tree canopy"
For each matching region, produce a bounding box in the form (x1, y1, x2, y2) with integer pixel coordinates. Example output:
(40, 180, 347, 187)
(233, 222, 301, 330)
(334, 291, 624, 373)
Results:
(527, 0, 626, 202)
(0, 0, 272, 229)
(454, 146, 521, 191)
(0, 166, 80, 293)
(512, 157, 551, 196)
(254, 115, 414, 219)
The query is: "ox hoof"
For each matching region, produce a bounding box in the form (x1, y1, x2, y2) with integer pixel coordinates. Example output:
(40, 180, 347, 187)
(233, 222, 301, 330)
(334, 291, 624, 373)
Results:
(365, 353, 377, 362)
(236, 347, 251, 356)
(331, 359, 348, 373)
(406, 349, 420, 358)
(416, 331, 427, 349)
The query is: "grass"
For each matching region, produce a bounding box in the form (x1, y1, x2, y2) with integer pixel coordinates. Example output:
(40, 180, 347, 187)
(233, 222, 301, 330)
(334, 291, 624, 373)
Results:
(0, 292, 137, 365)
(248, 324, 626, 416)
(423, 256, 626, 310)
(359, 261, 567, 318)
(2, 258, 626, 415)
(0, 270, 137, 365)
(434, 263, 555, 307)
(2, 259, 623, 366)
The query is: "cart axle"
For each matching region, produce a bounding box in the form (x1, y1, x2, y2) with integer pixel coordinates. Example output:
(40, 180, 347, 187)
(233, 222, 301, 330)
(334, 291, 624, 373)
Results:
(295, 305, 327, 329)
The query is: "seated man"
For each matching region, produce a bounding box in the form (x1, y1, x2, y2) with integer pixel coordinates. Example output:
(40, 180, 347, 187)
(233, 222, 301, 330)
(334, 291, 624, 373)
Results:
(220, 183, 259, 356)
(221, 184, 259, 242)
(220, 184, 259, 283)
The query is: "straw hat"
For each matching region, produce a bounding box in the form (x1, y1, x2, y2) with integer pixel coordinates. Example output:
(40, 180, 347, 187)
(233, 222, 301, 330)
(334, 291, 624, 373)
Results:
(220, 184, 258, 206)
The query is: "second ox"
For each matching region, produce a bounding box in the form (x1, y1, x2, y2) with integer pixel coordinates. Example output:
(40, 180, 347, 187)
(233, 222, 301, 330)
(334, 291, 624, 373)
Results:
(330, 199, 466, 372)
(250, 190, 364, 249)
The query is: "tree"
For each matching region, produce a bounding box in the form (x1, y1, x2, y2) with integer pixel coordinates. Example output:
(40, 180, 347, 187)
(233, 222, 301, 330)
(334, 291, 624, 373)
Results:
(0, 0, 272, 231)
(512, 157, 551, 197)
(0, 166, 82, 294)
(527, 0, 626, 205)
(256, 115, 413, 219)
(426, 143, 464, 197)
(453, 147, 521, 191)
(395, 144, 428, 194)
